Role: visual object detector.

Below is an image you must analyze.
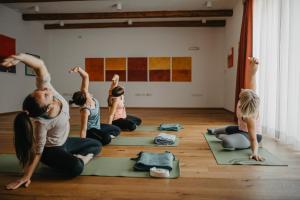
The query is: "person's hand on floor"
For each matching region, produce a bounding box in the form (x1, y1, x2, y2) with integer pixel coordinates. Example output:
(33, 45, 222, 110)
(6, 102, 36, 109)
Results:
(249, 154, 265, 161)
(6, 176, 31, 190)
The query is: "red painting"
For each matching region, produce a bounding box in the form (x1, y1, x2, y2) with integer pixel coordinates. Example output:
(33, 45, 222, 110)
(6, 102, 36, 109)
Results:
(85, 58, 104, 81)
(227, 47, 234, 68)
(128, 57, 147, 81)
(0, 34, 16, 73)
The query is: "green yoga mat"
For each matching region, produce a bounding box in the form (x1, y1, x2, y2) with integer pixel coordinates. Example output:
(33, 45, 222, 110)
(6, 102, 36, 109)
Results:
(110, 136, 179, 146)
(136, 125, 159, 131)
(70, 125, 160, 132)
(204, 133, 287, 166)
(0, 154, 180, 178)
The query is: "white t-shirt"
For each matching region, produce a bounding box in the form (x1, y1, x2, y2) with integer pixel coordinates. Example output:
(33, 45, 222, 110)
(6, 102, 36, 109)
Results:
(33, 74, 70, 154)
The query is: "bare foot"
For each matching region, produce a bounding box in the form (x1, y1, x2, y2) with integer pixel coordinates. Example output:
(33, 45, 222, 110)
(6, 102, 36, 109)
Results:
(74, 153, 94, 165)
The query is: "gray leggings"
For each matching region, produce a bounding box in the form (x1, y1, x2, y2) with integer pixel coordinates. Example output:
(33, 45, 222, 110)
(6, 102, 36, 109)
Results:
(212, 126, 262, 150)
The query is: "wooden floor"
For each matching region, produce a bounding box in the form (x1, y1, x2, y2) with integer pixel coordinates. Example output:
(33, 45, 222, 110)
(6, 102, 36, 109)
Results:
(0, 108, 300, 200)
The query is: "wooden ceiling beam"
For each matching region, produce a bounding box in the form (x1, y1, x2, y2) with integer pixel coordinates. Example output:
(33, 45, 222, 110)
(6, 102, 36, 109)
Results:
(24, 10, 233, 21)
(44, 20, 226, 29)
(1, 0, 90, 2)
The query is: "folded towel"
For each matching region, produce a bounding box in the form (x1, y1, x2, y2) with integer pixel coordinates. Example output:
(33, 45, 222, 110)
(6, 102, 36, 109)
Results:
(159, 123, 182, 131)
(132, 151, 175, 171)
(154, 133, 176, 145)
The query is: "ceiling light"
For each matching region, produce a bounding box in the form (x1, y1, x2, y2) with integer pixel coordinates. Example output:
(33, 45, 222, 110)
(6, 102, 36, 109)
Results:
(112, 1, 122, 10)
(34, 5, 39, 12)
(205, 0, 213, 8)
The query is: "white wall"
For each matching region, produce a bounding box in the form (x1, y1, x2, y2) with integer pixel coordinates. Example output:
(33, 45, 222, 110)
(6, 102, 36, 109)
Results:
(224, 0, 243, 112)
(0, 5, 49, 113)
(47, 27, 226, 108)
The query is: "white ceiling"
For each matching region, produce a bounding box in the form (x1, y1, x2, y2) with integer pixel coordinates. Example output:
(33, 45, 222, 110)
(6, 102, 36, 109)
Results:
(3, 0, 239, 14)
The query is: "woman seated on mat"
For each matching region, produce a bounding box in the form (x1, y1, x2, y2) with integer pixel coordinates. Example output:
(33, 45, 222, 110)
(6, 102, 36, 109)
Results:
(2, 53, 101, 190)
(208, 57, 263, 161)
(107, 74, 142, 131)
(69, 66, 120, 143)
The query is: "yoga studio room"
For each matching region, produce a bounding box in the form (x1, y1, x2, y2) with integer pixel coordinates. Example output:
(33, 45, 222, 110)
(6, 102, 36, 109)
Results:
(0, 0, 300, 199)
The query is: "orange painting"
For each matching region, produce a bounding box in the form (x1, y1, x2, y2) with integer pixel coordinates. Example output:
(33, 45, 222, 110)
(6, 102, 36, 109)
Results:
(172, 57, 192, 82)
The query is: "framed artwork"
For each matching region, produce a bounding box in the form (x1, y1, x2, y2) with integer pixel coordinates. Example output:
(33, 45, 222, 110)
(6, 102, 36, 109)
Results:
(149, 57, 170, 82)
(172, 57, 192, 82)
(0, 34, 16, 73)
(105, 57, 126, 81)
(227, 47, 234, 68)
(85, 58, 104, 81)
(128, 57, 147, 81)
(25, 53, 40, 76)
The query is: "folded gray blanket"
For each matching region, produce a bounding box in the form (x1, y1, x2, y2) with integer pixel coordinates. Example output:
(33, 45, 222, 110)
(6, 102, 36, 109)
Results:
(159, 123, 183, 131)
(154, 133, 176, 145)
(132, 151, 175, 171)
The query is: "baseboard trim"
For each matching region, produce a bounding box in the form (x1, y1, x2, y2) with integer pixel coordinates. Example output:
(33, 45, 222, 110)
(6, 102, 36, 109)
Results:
(223, 108, 235, 114)
(0, 111, 20, 116)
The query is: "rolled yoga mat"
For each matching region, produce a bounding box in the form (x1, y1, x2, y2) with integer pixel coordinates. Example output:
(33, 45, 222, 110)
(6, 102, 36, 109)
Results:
(0, 154, 180, 178)
(204, 133, 287, 166)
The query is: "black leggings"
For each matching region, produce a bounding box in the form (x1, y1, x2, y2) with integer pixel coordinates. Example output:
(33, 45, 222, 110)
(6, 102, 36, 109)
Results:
(112, 115, 142, 131)
(41, 137, 101, 177)
(87, 123, 121, 145)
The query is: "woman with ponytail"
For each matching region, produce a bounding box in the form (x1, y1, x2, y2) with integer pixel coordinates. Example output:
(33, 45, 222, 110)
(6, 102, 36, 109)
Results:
(2, 54, 101, 190)
(107, 74, 142, 131)
(68, 66, 120, 143)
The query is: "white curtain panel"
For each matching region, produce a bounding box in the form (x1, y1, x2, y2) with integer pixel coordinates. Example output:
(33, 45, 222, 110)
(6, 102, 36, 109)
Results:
(253, 0, 300, 149)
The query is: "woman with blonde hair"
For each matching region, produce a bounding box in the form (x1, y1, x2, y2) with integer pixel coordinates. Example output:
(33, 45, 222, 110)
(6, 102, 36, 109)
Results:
(208, 57, 263, 161)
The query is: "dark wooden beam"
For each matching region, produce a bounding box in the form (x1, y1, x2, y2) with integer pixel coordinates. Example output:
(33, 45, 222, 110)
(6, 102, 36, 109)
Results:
(44, 20, 226, 29)
(24, 10, 233, 21)
(1, 0, 90, 2)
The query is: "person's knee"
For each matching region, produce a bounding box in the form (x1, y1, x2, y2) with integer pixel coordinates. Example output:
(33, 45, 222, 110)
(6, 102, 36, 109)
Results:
(112, 125, 121, 136)
(67, 159, 84, 177)
(92, 140, 102, 155)
(100, 133, 111, 146)
(221, 136, 235, 149)
(136, 118, 142, 126)
(128, 123, 136, 131)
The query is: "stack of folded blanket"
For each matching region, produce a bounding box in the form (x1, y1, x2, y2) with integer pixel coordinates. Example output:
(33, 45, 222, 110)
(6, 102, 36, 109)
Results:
(159, 123, 183, 131)
(154, 133, 176, 145)
(131, 151, 175, 171)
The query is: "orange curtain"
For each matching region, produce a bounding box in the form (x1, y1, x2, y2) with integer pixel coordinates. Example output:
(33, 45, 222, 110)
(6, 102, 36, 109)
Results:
(235, 0, 253, 119)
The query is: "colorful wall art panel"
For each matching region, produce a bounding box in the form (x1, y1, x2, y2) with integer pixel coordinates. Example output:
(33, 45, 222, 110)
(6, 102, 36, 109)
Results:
(172, 57, 192, 82)
(127, 57, 148, 81)
(149, 57, 170, 82)
(105, 57, 126, 81)
(0, 34, 16, 73)
(85, 58, 104, 81)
